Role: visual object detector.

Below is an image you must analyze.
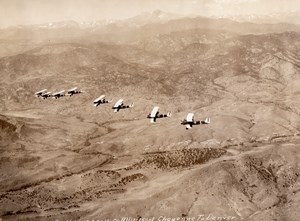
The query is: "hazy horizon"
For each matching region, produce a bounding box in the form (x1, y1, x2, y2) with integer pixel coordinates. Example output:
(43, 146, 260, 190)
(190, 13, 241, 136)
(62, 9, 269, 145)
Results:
(1, 0, 300, 28)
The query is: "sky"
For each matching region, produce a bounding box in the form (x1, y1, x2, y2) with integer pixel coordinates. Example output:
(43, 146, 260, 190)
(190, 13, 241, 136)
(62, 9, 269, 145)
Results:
(0, 0, 300, 28)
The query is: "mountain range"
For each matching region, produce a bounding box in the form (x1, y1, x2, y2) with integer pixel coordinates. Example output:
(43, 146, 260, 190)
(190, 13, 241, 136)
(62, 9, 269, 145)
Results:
(1, 10, 300, 57)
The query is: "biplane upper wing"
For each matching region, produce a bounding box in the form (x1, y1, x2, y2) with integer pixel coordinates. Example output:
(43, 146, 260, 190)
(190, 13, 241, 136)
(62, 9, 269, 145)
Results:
(186, 113, 194, 123)
(113, 99, 123, 108)
(94, 95, 105, 103)
(68, 87, 78, 92)
(150, 106, 159, 118)
(35, 89, 47, 96)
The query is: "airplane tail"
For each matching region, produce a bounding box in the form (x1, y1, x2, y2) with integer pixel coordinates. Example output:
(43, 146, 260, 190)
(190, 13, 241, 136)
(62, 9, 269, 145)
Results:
(114, 109, 118, 113)
(186, 124, 192, 129)
(150, 118, 155, 123)
(204, 117, 211, 124)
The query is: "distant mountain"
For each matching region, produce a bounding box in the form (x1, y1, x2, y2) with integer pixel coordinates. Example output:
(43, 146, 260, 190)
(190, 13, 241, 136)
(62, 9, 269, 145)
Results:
(133, 29, 236, 55)
(0, 12, 300, 59)
(121, 10, 185, 27)
(223, 11, 300, 25)
(133, 16, 300, 37)
(1, 11, 299, 42)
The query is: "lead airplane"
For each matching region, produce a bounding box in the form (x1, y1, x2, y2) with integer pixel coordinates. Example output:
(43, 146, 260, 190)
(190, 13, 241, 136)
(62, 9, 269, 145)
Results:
(147, 106, 171, 123)
(93, 95, 112, 107)
(112, 99, 133, 112)
(181, 113, 210, 129)
(35, 89, 47, 97)
(67, 87, 82, 96)
(52, 90, 65, 99)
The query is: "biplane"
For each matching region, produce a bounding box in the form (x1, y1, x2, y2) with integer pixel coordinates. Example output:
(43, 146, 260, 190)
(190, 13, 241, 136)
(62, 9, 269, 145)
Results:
(147, 106, 171, 123)
(52, 90, 65, 99)
(40, 91, 52, 99)
(112, 99, 133, 112)
(67, 87, 82, 96)
(181, 113, 210, 129)
(93, 95, 112, 107)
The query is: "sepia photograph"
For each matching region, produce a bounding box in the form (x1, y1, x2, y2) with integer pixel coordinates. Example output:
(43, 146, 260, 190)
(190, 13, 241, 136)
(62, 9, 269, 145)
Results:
(0, 0, 300, 220)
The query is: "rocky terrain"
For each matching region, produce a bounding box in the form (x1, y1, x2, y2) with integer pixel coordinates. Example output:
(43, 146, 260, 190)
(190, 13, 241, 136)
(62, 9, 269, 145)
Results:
(0, 12, 300, 221)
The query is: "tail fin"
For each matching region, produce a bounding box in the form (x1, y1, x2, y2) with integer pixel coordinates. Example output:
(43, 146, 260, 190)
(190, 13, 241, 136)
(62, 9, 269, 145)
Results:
(150, 118, 155, 123)
(204, 117, 210, 124)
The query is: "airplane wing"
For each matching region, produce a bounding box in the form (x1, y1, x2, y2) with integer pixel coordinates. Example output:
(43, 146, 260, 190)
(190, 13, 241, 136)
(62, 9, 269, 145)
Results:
(35, 89, 47, 96)
(94, 95, 105, 103)
(68, 87, 78, 93)
(150, 106, 159, 118)
(42, 92, 52, 97)
(113, 99, 123, 108)
(186, 113, 194, 122)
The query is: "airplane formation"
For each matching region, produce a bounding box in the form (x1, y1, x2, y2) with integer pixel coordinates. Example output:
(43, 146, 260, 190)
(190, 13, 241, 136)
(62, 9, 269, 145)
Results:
(35, 87, 82, 99)
(35, 88, 210, 129)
